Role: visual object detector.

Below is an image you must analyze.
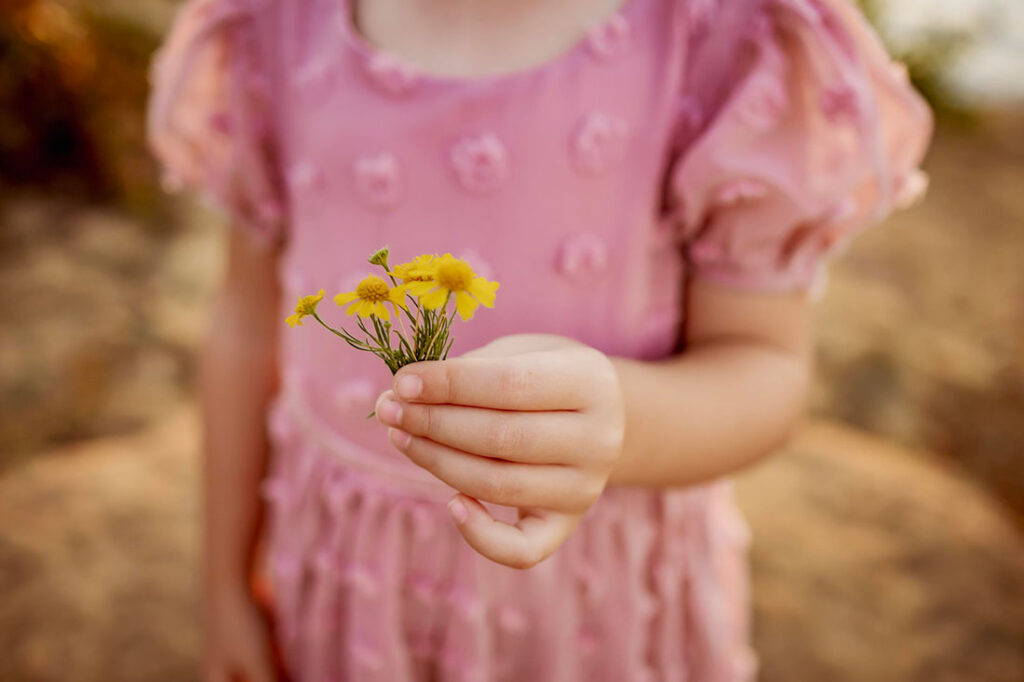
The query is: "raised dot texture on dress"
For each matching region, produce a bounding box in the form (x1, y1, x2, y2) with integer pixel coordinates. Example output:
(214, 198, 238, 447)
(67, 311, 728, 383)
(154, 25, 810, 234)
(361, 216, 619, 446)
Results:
(354, 152, 402, 208)
(287, 161, 324, 191)
(714, 179, 769, 206)
(450, 133, 509, 193)
(739, 71, 789, 131)
(365, 53, 417, 96)
(333, 378, 376, 414)
(572, 112, 629, 174)
(587, 13, 632, 61)
(556, 232, 608, 278)
(820, 84, 860, 123)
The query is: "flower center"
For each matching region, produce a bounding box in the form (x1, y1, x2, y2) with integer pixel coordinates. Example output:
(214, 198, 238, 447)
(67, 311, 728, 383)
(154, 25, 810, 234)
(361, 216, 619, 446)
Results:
(356, 276, 390, 302)
(296, 293, 321, 315)
(436, 262, 472, 292)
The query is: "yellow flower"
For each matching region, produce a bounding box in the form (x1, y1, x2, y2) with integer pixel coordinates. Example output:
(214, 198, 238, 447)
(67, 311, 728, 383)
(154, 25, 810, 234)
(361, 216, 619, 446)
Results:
(286, 289, 325, 328)
(405, 253, 500, 320)
(392, 253, 439, 283)
(334, 275, 408, 320)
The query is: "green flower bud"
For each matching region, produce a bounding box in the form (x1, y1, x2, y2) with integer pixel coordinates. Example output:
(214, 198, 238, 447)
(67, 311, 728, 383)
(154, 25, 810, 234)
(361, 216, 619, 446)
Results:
(368, 246, 390, 269)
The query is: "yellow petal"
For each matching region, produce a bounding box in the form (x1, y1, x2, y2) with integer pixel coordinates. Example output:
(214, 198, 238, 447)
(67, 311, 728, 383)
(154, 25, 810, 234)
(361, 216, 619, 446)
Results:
(373, 302, 390, 320)
(285, 314, 300, 328)
(468, 277, 499, 307)
(345, 300, 361, 316)
(389, 285, 408, 309)
(406, 280, 437, 296)
(355, 301, 374, 317)
(454, 290, 479, 320)
(419, 287, 449, 310)
(335, 291, 358, 305)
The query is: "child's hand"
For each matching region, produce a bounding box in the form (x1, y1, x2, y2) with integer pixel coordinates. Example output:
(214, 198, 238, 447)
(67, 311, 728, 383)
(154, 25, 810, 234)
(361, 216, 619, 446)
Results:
(374, 333, 625, 569)
(203, 584, 283, 682)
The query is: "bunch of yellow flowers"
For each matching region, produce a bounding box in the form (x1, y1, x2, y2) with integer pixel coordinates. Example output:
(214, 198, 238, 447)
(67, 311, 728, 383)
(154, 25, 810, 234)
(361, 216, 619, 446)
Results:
(286, 247, 500, 378)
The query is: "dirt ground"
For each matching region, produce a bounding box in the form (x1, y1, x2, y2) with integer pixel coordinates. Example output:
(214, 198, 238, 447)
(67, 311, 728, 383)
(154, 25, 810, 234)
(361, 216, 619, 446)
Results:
(814, 111, 1024, 524)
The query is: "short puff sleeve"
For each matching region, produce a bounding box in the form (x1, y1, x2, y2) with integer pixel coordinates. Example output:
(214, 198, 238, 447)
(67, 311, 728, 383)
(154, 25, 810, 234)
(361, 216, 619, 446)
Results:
(147, 0, 285, 247)
(670, 0, 933, 292)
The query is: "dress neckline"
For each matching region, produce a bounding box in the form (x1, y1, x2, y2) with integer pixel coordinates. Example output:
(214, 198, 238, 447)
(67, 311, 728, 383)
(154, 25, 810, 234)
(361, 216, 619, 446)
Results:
(334, 0, 647, 89)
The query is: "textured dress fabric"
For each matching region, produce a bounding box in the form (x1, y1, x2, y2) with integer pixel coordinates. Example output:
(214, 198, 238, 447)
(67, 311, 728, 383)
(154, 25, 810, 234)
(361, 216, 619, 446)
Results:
(147, 0, 933, 679)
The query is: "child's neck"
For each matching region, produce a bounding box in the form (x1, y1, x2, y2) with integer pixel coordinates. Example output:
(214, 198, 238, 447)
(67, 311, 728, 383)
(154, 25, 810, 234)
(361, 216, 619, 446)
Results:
(351, 0, 630, 79)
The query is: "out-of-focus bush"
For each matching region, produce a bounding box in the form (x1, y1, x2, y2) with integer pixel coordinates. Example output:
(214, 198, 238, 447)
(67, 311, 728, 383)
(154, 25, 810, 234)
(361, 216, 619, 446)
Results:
(858, 0, 977, 116)
(0, 0, 164, 214)
(860, 0, 1024, 114)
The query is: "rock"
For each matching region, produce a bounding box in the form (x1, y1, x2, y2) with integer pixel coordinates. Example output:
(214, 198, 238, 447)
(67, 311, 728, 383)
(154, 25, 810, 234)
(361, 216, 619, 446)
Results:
(0, 410, 1021, 681)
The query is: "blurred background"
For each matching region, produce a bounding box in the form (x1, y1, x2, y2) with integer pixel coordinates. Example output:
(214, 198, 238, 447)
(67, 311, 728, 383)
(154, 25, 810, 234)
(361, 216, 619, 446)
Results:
(0, 0, 1022, 680)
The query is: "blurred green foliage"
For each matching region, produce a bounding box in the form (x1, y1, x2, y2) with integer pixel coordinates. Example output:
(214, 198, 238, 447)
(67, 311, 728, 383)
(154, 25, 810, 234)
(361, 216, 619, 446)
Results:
(856, 0, 978, 118)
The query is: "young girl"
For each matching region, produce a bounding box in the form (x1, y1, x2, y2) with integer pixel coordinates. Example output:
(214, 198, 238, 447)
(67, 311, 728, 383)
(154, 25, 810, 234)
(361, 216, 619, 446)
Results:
(148, 0, 931, 680)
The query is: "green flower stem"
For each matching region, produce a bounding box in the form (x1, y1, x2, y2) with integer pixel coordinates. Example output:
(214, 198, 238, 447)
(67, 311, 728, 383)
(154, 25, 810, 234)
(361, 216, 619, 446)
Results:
(442, 332, 455, 359)
(392, 323, 416, 361)
(423, 300, 450, 358)
(357, 318, 393, 368)
(373, 257, 420, 330)
(311, 313, 375, 351)
(398, 292, 420, 327)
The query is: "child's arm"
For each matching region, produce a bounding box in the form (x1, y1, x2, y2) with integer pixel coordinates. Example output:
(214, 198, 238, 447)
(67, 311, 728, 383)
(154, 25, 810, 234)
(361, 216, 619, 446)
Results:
(199, 227, 283, 682)
(608, 278, 811, 486)
(372, 279, 809, 568)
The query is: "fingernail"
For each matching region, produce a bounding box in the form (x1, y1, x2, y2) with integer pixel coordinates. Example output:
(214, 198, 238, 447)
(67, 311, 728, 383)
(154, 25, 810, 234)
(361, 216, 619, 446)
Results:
(377, 398, 402, 425)
(388, 427, 411, 449)
(447, 498, 468, 524)
(396, 374, 422, 400)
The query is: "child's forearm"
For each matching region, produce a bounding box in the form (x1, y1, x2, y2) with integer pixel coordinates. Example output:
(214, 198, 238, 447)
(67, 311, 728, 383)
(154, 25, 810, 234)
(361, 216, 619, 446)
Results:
(200, 300, 279, 594)
(608, 340, 810, 487)
(199, 231, 282, 595)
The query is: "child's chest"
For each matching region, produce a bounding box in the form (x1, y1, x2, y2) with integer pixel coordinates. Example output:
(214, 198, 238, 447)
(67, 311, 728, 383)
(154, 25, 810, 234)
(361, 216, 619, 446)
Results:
(277, 0, 683, 232)
(273, 0, 689, 354)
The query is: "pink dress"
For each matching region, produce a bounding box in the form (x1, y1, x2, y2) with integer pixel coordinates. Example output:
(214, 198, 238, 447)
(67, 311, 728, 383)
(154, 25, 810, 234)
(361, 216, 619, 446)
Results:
(148, 0, 932, 679)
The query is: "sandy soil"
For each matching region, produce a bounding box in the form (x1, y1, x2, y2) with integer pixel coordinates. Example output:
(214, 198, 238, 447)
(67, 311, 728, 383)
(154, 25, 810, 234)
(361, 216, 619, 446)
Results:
(815, 112, 1024, 521)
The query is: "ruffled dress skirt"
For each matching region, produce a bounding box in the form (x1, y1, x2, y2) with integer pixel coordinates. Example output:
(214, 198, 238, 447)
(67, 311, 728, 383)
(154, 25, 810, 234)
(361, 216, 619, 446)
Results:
(260, 393, 757, 682)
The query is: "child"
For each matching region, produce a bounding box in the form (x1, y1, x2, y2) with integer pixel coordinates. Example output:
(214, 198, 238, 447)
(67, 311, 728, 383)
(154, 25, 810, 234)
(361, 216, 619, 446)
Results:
(147, 0, 931, 680)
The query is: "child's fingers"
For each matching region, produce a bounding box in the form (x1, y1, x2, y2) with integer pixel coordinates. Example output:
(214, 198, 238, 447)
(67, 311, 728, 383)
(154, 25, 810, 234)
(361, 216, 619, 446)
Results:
(389, 428, 594, 512)
(391, 352, 595, 410)
(377, 399, 588, 465)
(446, 495, 580, 569)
